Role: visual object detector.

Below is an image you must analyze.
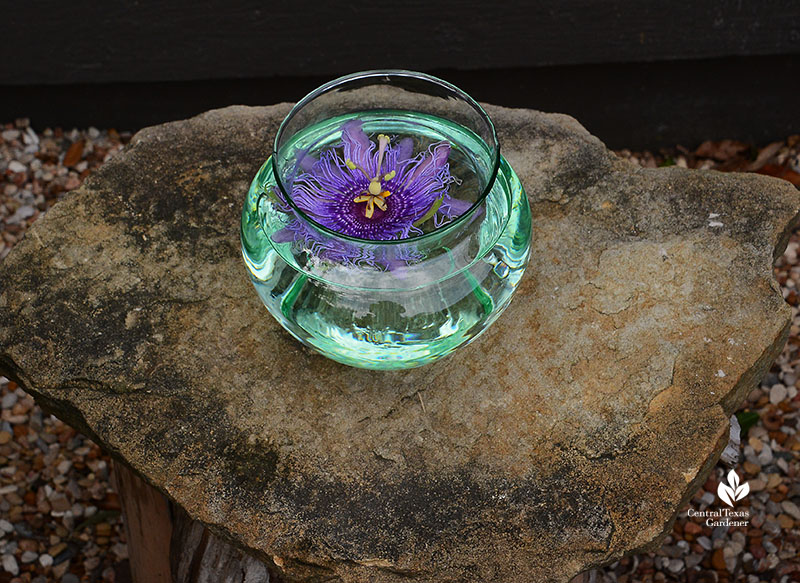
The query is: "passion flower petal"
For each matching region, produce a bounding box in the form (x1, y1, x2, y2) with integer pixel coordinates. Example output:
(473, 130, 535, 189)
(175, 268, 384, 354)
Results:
(396, 137, 414, 162)
(341, 120, 374, 170)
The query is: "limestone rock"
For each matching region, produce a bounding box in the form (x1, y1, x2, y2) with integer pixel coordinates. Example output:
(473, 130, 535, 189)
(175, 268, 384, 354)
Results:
(0, 104, 798, 583)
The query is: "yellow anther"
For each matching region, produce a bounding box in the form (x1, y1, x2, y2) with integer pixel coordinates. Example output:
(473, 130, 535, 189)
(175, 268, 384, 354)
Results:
(346, 159, 371, 180)
(354, 189, 391, 218)
(368, 180, 382, 196)
(383, 170, 396, 181)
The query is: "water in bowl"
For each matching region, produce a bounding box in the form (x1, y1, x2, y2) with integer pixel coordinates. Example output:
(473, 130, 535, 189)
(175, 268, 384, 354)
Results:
(241, 109, 531, 369)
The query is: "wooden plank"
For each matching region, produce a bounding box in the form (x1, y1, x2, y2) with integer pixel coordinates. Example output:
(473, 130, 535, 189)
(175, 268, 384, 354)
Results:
(2, 0, 799, 85)
(111, 462, 174, 583)
(1, 55, 797, 151)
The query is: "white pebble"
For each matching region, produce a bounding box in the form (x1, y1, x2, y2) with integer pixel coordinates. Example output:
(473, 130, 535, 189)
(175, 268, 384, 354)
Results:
(38, 553, 53, 568)
(791, 153, 800, 173)
(1, 393, 17, 409)
(770, 383, 788, 405)
(727, 540, 744, 555)
(112, 542, 128, 560)
(0, 520, 13, 534)
(3, 393, 19, 409)
(23, 127, 38, 146)
(20, 550, 37, 563)
(7, 160, 26, 173)
(7, 205, 35, 225)
(757, 443, 773, 466)
(667, 558, 684, 573)
(1, 130, 20, 141)
(724, 555, 737, 572)
(782, 500, 800, 520)
(686, 554, 703, 569)
(1, 554, 18, 575)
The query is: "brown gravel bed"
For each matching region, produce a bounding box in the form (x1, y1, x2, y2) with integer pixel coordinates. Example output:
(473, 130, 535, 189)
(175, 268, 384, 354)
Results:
(1, 119, 799, 582)
(1, 119, 131, 583)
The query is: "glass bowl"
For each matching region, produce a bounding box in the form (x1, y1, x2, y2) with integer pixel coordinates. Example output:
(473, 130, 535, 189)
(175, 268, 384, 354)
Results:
(241, 70, 531, 369)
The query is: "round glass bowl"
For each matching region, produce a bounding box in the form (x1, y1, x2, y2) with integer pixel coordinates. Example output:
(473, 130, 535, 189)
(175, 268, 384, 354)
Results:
(241, 70, 531, 369)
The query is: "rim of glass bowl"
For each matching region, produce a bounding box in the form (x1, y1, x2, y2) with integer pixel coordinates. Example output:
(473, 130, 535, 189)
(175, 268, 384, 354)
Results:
(270, 69, 501, 245)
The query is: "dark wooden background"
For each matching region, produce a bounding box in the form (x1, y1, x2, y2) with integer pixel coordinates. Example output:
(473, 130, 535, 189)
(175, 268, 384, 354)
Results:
(2, 0, 799, 148)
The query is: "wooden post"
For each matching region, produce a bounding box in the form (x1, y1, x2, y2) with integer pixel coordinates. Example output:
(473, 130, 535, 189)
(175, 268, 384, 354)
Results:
(111, 461, 273, 583)
(170, 506, 271, 583)
(111, 462, 174, 583)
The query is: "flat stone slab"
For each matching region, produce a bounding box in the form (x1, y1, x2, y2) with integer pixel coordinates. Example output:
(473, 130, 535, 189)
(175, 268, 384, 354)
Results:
(1, 104, 798, 583)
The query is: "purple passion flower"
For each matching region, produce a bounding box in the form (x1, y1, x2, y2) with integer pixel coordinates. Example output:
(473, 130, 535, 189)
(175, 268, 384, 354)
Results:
(270, 121, 472, 260)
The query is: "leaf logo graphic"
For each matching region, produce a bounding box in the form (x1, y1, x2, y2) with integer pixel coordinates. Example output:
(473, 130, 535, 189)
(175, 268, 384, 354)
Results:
(717, 470, 749, 507)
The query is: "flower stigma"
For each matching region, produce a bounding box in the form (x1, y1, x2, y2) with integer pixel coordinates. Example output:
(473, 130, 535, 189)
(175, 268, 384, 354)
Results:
(347, 134, 397, 219)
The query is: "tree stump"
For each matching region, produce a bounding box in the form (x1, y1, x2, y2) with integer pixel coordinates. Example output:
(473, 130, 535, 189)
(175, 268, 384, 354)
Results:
(0, 103, 798, 582)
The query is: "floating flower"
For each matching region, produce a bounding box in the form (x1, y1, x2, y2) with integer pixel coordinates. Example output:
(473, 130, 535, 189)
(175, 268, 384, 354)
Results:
(270, 121, 471, 257)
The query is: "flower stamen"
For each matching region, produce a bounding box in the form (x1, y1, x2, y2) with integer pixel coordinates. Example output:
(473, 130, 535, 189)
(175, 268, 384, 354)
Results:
(345, 159, 371, 180)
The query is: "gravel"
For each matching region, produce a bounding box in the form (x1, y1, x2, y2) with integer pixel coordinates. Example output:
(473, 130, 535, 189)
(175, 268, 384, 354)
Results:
(1, 118, 130, 582)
